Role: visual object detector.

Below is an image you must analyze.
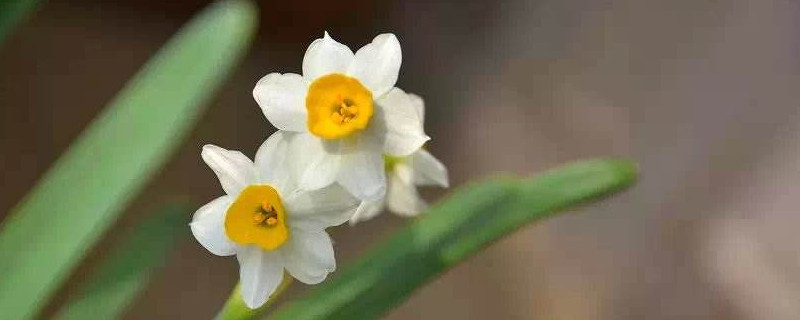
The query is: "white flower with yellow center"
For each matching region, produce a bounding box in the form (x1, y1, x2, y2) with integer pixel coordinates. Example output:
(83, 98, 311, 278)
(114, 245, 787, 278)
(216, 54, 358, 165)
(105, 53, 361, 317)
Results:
(189, 133, 358, 309)
(253, 32, 428, 203)
(349, 94, 449, 223)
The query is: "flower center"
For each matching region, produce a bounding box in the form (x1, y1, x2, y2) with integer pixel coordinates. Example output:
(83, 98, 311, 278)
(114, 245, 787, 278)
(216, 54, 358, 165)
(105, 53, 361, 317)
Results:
(306, 73, 373, 139)
(225, 185, 289, 251)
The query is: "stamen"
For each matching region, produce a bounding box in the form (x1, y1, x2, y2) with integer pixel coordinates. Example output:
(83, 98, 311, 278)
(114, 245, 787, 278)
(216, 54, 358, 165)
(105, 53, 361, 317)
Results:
(261, 200, 273, 213)
(252, 212, 267, 224)
(333, 100, 358, 124)
(331, 102, 359, 124)
(253, 200, 280, 226)
(331, 112, 345, 124)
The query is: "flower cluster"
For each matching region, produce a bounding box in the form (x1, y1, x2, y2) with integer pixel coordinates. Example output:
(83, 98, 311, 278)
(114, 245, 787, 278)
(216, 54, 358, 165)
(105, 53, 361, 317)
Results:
(190, 32, 448, 308)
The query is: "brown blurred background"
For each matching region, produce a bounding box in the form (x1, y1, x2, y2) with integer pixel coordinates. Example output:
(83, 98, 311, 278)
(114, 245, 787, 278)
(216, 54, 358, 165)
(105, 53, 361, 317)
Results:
(2, 0, 800, 319)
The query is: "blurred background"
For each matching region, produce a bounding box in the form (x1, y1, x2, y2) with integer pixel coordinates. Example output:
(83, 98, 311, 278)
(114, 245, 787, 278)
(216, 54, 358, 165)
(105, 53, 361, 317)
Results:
(1, 0, 799, 319)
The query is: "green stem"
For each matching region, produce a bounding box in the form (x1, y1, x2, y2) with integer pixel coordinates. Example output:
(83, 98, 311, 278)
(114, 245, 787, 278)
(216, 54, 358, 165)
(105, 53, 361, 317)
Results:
(214, 275, 293, 320)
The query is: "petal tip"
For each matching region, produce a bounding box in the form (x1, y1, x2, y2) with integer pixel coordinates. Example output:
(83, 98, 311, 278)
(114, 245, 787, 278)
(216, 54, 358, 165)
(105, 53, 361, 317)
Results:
(242, 296, 261, 309)
(376, 32, 398, 41)
(200, 144, 219, 158)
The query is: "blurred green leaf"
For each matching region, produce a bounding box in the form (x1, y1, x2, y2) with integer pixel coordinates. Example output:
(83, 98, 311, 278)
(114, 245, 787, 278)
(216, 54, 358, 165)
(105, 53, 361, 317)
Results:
(52, 204, 189, 320)
(0, 1, 257, 319)
(0, 0, 40, 45)
(267, 158, 638, 320)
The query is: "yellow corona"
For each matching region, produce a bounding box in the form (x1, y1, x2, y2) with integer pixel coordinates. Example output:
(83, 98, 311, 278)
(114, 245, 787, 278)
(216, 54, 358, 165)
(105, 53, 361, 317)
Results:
(224, 185, 289, 251)
(306, 73, 374, 139)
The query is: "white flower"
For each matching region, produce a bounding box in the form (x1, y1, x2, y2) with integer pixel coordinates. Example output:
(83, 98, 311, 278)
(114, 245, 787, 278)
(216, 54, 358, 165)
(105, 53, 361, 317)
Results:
(253, 32, 429, 203)
(189, 132, 358, 309)
(349, 94, 449, 224)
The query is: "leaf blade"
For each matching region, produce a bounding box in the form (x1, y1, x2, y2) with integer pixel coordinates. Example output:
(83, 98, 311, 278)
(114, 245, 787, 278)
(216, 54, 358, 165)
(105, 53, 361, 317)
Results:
(0, 0, 40, 45)
(267, 158, 638, 320)
(0, 1, 257, 319)
(52, 204, 189, 320)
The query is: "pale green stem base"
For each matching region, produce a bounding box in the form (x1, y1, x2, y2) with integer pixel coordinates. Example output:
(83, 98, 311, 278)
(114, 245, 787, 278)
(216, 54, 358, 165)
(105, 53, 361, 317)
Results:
(214, 275, 293, 320)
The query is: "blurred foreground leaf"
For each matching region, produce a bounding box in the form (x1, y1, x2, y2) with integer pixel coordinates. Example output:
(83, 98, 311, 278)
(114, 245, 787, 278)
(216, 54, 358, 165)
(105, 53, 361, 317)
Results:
(52, 204, 189, 320)
(0, 1, 257, 319)
(267, 158, 638, 320)
(0, 0, 40, 45)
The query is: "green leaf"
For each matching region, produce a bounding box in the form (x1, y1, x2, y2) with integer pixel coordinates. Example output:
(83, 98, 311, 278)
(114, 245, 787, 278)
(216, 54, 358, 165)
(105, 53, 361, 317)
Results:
(0, 0, 40, 45)
(267, 158, 638, 320)
(52, 204, 189, 320)
(0, 1, 257, 319)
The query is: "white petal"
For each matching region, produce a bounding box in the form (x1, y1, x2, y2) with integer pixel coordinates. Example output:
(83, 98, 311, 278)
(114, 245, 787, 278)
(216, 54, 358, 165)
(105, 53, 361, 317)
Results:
(189, 196, 236, 256)
(237, 246, 285, 309)
(336, 149, 386, 202)
(290, 133, 341, 190)
(302, 32, 355, 81)
(348, 199, 385, 225)
(347, 33, 402, 97)
(373, 88, 429, 156)
(407, 93, 425, 124)
(253, 73, 309, 132)
(387, 165, 427, 216)
(255, 131, 294, 190)
(202, 145, 256, 195)
(410, 149, 449, 187)
(281, 227, 336, 284)
(285, 184, 359, 229)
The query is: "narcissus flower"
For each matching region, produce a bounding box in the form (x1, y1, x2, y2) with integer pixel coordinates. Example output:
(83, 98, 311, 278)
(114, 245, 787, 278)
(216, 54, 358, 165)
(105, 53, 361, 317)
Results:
(253, 32, 428, 203)
(190, 133, 358, 308)
(349, 94, 449, 223)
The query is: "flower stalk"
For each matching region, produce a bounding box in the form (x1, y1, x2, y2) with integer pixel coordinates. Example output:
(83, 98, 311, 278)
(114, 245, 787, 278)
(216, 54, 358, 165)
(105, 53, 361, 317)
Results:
(214, 275, 293, 320)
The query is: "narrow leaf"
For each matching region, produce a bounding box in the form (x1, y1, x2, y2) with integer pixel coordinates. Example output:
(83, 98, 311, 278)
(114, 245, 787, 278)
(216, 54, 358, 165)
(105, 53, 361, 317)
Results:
(0, 1, 257, 319)
(0, 0, 40, 45)
(267, 158, 638, 320)
(52, 204, 189, 320)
